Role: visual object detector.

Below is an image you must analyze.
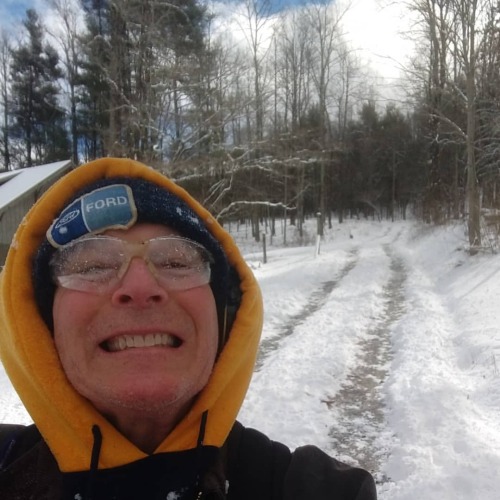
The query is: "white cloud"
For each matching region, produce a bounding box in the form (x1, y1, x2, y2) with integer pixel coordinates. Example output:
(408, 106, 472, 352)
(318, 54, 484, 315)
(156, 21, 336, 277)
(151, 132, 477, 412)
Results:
(340, 0, 417, 106)
(342, 0, 414, 80)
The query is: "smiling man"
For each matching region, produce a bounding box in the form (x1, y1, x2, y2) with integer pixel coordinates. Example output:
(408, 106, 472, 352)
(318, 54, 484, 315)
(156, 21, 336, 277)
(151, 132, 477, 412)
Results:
(0, 158, 377, 499)
(51, 222, 220, 455)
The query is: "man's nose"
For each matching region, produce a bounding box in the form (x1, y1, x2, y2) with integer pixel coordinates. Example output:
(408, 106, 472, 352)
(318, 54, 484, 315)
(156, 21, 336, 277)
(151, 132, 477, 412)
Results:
(111, 258, 168, 306)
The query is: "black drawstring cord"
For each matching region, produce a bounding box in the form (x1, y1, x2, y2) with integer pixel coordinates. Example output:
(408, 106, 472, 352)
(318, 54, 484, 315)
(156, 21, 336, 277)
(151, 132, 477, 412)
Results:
(83, 418, 208, 500)
(197, 411, 208, 449)
(193, 410, 209, 499)
(85, 425, 103, 500)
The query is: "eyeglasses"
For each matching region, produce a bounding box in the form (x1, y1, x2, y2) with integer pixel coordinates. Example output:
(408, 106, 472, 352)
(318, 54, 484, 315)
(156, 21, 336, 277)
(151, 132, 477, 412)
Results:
(49, 235, 213, 294)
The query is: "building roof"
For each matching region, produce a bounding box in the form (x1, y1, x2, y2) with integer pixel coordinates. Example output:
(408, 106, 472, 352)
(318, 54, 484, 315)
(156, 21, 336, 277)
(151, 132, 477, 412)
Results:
(0, 160, 72, 214)
(0, 171, 19, 185)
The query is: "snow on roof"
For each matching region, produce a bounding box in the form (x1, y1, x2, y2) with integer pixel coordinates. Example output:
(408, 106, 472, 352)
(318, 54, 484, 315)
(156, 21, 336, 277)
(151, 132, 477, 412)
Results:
(0, 171, 20, 185)
(0, 160, 72, 214)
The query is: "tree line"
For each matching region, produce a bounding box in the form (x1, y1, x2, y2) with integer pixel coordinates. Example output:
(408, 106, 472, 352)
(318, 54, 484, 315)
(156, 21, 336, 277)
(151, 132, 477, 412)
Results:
(1, 0, 500, 248)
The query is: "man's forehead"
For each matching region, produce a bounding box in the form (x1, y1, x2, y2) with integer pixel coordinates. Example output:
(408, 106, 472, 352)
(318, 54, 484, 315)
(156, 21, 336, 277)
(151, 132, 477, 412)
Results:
(103, 223, 181, 240)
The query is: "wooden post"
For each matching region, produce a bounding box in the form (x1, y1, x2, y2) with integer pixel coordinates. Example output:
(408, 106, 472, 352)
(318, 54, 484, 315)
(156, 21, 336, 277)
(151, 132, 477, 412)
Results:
(262, 232, 267, 264)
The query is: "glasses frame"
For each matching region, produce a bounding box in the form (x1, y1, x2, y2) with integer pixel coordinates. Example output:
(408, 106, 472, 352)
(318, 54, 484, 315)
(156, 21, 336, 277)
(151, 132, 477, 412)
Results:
(49, 235, 213, 294)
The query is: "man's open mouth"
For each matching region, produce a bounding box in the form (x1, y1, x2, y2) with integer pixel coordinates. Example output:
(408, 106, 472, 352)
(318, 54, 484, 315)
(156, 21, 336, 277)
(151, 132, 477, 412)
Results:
(103, 334, 182, 352)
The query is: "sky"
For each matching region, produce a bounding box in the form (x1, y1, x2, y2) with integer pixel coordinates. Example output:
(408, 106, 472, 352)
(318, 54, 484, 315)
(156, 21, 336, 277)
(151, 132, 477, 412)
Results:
(2, 215, 500, 499)
(0, 0, 44, 29)
(342, 0, 414, 80)
(0, 0, 413, 85)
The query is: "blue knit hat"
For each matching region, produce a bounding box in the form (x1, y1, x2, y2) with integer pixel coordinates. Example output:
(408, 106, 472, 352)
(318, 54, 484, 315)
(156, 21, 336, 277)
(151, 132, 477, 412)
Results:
(33, 177, 239, 346)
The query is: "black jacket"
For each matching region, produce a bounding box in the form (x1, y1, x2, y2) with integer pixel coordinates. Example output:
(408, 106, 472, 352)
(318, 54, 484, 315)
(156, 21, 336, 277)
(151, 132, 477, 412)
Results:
(0, 422, 377, 500)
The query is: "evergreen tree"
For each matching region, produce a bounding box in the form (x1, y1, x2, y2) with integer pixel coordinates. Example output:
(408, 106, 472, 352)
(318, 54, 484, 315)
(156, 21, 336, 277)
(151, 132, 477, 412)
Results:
(77, 0, 209, 162)
(78, 0, 111, 159)
(10, 9, 69, 167)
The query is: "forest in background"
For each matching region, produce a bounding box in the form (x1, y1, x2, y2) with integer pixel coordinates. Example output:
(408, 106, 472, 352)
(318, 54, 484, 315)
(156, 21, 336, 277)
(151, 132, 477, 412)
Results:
(1, 0, 500, 249)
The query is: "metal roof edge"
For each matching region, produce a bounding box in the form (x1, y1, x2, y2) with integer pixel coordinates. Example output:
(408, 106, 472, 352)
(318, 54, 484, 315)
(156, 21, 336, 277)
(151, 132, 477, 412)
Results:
(0, 160, 73, 215)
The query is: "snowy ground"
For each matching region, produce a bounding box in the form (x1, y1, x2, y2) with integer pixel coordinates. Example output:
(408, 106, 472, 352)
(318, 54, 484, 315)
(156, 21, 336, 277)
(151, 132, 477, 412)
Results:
(2, 218, 500, 499)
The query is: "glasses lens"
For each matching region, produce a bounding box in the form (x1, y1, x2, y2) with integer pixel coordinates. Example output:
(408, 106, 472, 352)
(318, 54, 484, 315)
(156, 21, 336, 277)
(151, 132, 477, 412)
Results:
(148, 237, 212, 290)
(50, 236, 212, 293)
(50, 237, 125, 292)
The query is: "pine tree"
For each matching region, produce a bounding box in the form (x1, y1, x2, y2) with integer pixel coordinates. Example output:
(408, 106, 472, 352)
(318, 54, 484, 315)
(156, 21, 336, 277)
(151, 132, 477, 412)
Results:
(77, 0, 209, 162)
(78, 0, 111, 159)
(10, 9, 69, 167)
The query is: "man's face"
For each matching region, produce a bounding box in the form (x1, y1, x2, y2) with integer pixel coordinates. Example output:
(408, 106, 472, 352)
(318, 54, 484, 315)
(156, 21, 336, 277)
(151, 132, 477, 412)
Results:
(52, 223, 219, 422)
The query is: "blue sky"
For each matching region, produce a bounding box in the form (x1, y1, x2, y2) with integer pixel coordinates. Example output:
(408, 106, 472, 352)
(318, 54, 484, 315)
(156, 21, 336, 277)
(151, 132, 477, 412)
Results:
(0, 0, 44, 29)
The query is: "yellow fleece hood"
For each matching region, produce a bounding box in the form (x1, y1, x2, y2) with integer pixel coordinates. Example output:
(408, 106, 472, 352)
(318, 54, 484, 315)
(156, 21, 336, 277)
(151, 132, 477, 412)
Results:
(0, 158, 263, 472)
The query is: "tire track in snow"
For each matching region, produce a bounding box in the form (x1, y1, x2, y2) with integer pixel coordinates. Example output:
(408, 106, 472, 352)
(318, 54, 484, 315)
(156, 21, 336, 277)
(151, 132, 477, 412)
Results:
(254, 249, 359, 371)
(325, 245, 406, 482)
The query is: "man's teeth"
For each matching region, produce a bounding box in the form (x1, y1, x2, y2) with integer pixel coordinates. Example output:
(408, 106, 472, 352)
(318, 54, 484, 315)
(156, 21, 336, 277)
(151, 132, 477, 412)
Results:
(107, 334, 180, 352)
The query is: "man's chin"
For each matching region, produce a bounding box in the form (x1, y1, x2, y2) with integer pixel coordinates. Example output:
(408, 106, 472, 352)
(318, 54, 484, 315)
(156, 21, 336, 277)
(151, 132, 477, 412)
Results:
(92, 385, 196, 418)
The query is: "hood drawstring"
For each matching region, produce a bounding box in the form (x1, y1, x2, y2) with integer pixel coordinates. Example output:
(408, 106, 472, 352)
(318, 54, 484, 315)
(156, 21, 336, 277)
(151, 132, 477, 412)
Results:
(193, 410, 209, 499)
(82, 417, 208, 500)
(85, 425, 102, 500)
(197, 411, 208, 450)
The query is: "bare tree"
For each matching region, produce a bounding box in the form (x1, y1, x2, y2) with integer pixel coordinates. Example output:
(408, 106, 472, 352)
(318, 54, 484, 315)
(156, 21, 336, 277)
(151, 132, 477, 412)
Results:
(305, 2, 350, 142)
(303, 2, 351, 232)
(239, 0, 273, 143)
(0, 30, 11, 170)
(275, 10, 313, 134)
(409, 0, 454, 223)
(48, 0, 84, 165)
(452, 0, 484, 248)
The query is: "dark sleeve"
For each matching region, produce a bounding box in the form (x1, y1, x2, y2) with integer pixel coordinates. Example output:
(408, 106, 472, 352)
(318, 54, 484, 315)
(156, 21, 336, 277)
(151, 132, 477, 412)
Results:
(226, 423, 292, 500)
(283, 445, 377, 500)
(0, 424, 31, 471)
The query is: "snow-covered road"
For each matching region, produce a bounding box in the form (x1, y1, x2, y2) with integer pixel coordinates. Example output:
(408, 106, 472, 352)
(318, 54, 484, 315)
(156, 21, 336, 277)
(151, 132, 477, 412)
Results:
(2, 219, 500, 499)
(238, 220, 500, 499)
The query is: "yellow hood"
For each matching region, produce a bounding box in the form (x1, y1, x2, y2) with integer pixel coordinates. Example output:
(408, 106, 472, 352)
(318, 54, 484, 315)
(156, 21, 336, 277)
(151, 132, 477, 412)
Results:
(0, 158, 263, 472)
